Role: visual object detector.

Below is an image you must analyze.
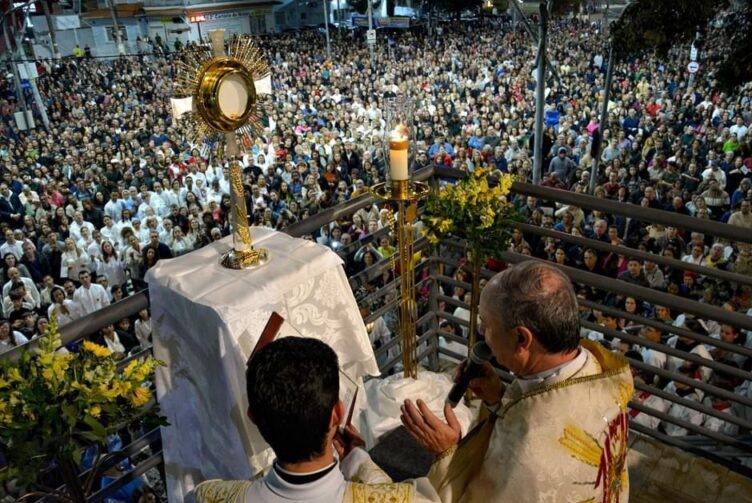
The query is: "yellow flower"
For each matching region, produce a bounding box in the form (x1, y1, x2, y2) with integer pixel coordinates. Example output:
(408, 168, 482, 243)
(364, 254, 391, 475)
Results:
(111, 380, 132, 398)
(438, 219, 453, 233)
(82, 341, 112, 358)
(131, 360, 156, 382)
(130, 386, 151, 407)
(7, 368, 22, 383)
(123, 359, 139, 379)
(88, 405, 102, 418)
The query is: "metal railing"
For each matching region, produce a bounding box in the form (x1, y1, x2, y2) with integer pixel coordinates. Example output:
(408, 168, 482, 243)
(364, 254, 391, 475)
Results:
(5, 165, 752, 499)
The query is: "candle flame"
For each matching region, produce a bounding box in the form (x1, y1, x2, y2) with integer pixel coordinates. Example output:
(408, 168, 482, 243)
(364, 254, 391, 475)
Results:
(390, 123, 409, 141)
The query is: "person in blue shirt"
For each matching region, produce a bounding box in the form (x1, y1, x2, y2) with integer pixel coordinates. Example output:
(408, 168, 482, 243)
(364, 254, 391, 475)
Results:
(467, 127, 485, 150)
(427, 133, 455, 159)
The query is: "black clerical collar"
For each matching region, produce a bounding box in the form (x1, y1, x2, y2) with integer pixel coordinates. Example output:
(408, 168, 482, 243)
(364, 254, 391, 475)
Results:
(273, 461, 337, 485)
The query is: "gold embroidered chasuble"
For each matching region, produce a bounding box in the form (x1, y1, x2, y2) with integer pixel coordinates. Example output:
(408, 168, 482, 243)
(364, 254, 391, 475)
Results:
(428, 340, 634, 503)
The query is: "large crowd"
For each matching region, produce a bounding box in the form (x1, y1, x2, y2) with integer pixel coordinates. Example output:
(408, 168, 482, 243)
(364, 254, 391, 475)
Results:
(0, 13, 751, 452)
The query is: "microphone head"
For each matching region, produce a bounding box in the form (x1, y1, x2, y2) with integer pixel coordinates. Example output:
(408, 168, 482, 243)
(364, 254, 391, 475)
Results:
(470, 341, 493, 365)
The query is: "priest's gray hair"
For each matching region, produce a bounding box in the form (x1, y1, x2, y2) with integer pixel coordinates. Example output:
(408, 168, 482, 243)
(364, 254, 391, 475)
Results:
(487, 260, 580, 353)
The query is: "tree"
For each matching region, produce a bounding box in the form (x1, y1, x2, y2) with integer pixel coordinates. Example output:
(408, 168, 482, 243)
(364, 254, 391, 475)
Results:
(610, 0, 752, 91)
(346, 0, 382, 15)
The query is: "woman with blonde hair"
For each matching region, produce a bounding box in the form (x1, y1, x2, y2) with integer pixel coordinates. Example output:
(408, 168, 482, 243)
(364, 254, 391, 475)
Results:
(60, 238, 88, 280)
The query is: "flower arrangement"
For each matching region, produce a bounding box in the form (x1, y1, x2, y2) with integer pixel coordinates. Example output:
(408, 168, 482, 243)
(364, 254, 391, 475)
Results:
(422, 168, 520, 346)
(423, 168, 519, 258)
(0, 315, 166, 501)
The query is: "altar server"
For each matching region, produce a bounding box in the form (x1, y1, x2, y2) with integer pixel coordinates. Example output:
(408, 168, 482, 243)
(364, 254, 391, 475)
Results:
(195, 337, 440, 503)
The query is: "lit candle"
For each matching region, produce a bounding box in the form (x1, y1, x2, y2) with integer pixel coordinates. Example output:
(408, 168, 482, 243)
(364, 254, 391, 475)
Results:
(389, 124, 409, 181)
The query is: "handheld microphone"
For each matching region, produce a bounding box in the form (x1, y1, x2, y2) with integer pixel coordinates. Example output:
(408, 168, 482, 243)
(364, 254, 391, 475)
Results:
(446, 341, 494, 408)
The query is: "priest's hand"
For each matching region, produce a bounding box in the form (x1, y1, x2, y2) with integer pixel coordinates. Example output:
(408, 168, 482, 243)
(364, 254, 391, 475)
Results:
(400, 399, 461, 456)
(458, 361, 505, 406)
(333, 424, 365, 460)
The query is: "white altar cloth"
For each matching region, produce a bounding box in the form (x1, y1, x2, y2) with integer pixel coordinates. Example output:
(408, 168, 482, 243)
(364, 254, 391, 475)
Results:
(146, 229, 379, 502)
(361, 371, 475, 449)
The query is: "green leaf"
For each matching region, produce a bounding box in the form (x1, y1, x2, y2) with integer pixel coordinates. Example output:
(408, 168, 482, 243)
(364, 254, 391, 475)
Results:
(82, 415, 107, 439)
(75, 431, 103, 443)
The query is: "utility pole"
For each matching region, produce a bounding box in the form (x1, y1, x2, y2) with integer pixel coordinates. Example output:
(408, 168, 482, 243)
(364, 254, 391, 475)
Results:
(687, 31, 702, 89)
(367, 0, 374, 64)
(2, 24, 30, 124)
(589, 43, 614, 194)
(20, 11, 50, 130)
(532, 1, 547, 185)
(41, 0, 61, 59)
(107, 0, 126, 55)
(323, 0, 331, 59)
(508, 0, 560, 85)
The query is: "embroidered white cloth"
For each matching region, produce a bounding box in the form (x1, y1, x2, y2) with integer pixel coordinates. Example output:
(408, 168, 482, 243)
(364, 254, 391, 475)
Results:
(146, 228, 379, 503)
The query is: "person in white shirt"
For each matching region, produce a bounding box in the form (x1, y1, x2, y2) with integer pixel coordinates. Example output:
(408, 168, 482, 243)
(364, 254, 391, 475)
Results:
(2, 267, 40, 308)
(152, 182, 172, 217)
(702, 378, 740, 436)
(60, 238, 90, 281)
(701, 163, 727, 190)
(636, 325, 669, 378)
(48, 286, 83, 327)
(666, 319, 714, 382)
(99, 215, 120, 245)
(194, 337, 439, 503)
(662, 366, 706, 436)
(69, 211, 96, 241)
(77, 226, 95, 255)
(97, 324, 133, 360)
(729, 117, 748, 141)
(95, 240, 127, 287)
(104, 192, 124, 223)
(0, 229, 23, 260)
(134, 308, 152, 350)
(0, 319, 28, 354)
(73, 269, 110, 315)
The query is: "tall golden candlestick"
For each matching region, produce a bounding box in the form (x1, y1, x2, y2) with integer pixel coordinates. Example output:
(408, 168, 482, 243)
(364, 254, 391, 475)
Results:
(371, 96, 428, 378)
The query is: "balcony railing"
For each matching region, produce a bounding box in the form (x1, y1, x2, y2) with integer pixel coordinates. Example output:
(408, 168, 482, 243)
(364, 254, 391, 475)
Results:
(5, 165, 752, 500)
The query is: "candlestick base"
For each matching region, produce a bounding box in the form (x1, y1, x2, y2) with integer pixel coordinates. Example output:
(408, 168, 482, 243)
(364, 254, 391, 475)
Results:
(219, 247, 270, 270)
(370, 181, 430, 202)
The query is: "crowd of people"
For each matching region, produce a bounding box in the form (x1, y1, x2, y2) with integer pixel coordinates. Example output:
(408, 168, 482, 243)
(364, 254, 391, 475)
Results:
(0, 11, 751, 452)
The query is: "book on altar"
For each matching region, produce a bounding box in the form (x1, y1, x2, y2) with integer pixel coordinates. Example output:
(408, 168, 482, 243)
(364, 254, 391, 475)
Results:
(250, 312, 359, 427)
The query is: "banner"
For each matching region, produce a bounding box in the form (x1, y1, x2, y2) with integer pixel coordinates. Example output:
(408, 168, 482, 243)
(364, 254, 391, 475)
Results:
(350, 15, 411, 29)
(352, 15, 372, 28)
(379, 16, 411, 28)
(55, 15, 81, 30)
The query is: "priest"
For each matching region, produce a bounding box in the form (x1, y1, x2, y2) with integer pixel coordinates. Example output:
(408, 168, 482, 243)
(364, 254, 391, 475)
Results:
(195, 337, 440, 503)
(401, 260, 633, 503)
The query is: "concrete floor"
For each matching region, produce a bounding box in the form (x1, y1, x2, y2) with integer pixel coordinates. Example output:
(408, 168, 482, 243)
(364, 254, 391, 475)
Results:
(628, 435, 752, 503)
